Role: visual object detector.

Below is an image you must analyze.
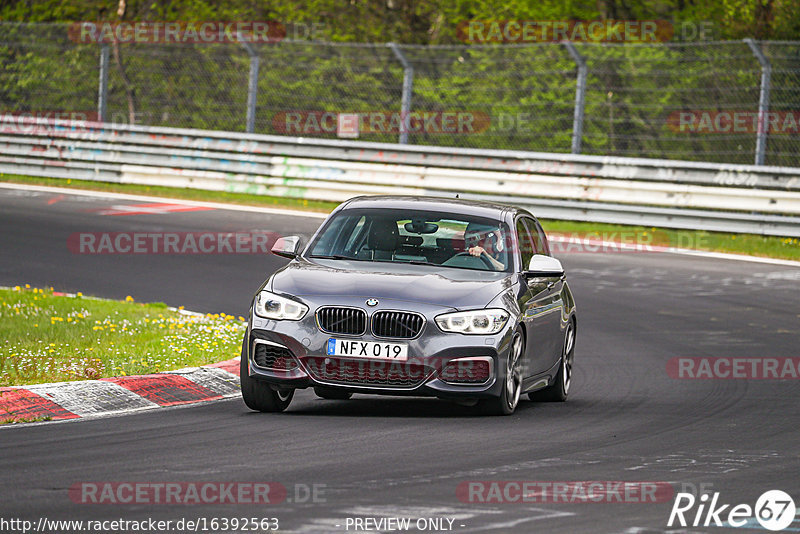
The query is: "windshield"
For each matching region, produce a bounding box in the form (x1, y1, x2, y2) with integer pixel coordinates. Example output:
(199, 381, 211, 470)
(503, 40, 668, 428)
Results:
(307, 208, 512, 272)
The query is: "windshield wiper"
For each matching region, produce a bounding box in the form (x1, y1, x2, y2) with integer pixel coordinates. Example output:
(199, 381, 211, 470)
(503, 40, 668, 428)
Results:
(309, 254, 353, 260)
(401, 260, 441, 267)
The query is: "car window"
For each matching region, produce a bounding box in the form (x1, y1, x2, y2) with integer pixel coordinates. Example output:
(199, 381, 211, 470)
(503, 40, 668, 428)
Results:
(521, 217, 546, 255)
(533, 219, 551, 256)
(516, 219, 536, 270)
(343, 215, 367, 251)
(308, 208, 512, 272)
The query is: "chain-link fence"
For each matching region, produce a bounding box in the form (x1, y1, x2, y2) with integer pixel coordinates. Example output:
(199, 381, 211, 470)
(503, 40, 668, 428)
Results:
(2, 23, 800, 167)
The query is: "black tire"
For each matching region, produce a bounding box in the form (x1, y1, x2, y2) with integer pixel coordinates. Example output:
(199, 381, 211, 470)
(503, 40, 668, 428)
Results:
(478, 326, 524, 416)
(314, 386, 353, 400)
(240, 334, 294, 412)
(529, 318, 575, 402)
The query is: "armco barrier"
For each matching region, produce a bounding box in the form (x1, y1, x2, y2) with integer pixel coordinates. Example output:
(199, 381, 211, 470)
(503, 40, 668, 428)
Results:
(2, 117, 800, 236)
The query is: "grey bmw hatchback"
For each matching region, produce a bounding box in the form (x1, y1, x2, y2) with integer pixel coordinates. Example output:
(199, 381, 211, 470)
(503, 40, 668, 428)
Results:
(241, 196, 576, 415)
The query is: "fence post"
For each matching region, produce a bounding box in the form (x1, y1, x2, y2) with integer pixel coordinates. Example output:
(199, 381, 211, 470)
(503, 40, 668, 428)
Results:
(563, 41, 587, 155)
(388, 43, 414, 144)
(97, 43, 110, 123)
(238, 32, 260, 134)
(744, 38, 771, 166)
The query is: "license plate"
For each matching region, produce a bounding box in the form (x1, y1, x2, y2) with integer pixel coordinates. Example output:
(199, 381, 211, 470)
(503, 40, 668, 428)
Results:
(326, 338, 408, 361)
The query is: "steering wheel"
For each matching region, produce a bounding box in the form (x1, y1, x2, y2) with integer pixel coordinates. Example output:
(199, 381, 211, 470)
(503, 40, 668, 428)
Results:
(447, 251, 496, 270)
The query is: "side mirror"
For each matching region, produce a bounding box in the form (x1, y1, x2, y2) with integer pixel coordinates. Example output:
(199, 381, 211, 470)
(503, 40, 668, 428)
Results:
(271, 236, 302, 259)
(525, 254, 564, 278)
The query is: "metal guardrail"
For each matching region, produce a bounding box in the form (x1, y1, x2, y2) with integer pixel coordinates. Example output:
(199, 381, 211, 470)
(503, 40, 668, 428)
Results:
(2, 118, 800, 237)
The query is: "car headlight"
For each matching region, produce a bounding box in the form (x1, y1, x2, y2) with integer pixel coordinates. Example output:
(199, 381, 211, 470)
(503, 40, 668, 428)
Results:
(254, 290, 308, 320)
(435, 308, 509, 334)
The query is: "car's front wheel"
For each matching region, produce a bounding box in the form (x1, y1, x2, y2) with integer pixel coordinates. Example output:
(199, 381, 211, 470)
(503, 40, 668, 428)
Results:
(240, 335, 294, 412)
(479, 326, 523, 416)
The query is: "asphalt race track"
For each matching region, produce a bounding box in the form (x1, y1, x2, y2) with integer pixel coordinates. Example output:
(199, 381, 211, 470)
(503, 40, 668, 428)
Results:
(1, 185, 799, 533)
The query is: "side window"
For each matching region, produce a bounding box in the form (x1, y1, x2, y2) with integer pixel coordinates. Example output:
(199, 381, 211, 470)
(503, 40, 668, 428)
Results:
(533, 220, 551, 256)
(522, 218, 548, 256)
(516, 219, 535, 270)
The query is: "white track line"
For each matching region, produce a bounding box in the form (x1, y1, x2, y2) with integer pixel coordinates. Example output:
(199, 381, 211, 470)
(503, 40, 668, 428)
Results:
(2, 181, 799, 266)
(0, 182, 328, 219)
(548, 236, 800, 267)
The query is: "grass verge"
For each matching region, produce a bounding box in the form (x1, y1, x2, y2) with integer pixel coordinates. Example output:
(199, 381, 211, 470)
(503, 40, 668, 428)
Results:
(0, 411, 51, 425)
(0, 285, 245, 387)
(1, 174, 798, 261)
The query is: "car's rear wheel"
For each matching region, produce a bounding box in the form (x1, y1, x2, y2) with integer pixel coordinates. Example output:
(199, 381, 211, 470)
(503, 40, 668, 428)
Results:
(314, 386, 353, 400)
(240, 335, 294, 412)
(529, 318, 575, 402)
(479, 327, 523, 416)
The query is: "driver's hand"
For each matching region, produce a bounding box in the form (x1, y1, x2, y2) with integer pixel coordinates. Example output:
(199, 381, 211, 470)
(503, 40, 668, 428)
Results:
(468, 246, 486, 257)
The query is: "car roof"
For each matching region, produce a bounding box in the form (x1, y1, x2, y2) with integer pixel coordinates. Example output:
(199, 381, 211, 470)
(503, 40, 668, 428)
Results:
(340, 195, 529, 221)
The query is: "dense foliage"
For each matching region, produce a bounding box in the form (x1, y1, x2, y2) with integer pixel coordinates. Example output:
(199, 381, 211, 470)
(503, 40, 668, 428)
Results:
(1, 1, 799, 165)
(3, 0, 800, 42)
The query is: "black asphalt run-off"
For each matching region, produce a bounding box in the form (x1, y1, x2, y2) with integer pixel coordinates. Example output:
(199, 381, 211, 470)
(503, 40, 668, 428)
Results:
(1, 186, 799, 533)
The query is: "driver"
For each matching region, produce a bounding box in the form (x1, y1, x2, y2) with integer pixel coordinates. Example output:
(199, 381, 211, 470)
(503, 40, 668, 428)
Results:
(464, 223, 506, 270)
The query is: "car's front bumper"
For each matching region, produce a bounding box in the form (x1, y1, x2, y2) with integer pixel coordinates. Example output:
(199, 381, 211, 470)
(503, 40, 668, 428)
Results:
(245, 297, 514, 399)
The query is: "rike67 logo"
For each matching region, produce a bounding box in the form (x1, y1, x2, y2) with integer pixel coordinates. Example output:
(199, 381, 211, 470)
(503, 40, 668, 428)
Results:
(668, 490, 796, 531)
